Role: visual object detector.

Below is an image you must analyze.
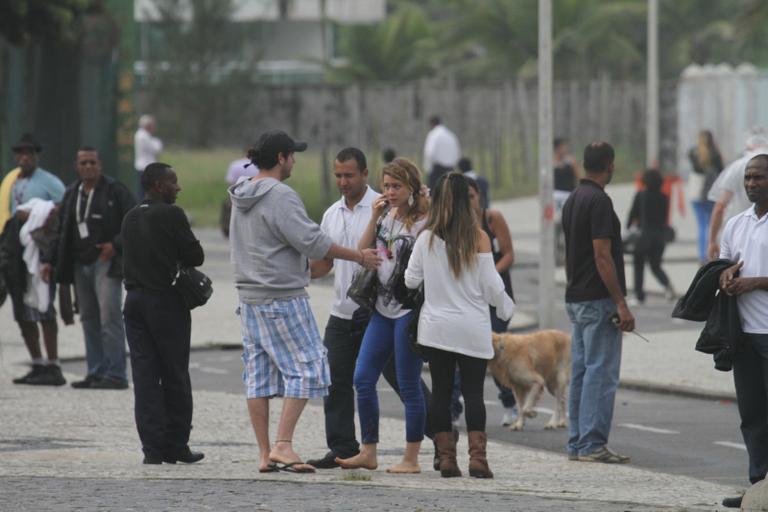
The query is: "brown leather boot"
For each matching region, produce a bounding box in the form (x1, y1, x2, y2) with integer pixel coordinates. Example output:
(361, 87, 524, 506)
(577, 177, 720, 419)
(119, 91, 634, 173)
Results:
(434, 431, 462, 477)
(467, 431, 493, 478)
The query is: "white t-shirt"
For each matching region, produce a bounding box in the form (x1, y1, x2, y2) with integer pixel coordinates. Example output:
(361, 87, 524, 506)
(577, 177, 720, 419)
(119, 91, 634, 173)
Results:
(720, 206, 768, 334)
(404, 230, 516, 359)
(374, 213, 427, 319)
(708, 151, 760, 228)
(319, 186, 380, 319)
(423, 124, 460, 171)
(134, 127, 163, 172)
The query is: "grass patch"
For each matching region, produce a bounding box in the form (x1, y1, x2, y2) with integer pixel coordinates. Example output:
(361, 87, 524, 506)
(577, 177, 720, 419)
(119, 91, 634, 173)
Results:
(162, 146, 642, 227)
(339, 471, 372, 482)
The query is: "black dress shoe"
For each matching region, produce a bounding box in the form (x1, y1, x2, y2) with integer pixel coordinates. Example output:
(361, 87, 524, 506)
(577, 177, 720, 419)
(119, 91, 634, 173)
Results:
(12, 364, 46, 384)
(90, 377, 129, 390)
(306, 452, 341, 469)
(722, 495, 743, 508)
(71, 375, 101, 389)
(143, 455, 164, 465)
(163, 449, 204, 464)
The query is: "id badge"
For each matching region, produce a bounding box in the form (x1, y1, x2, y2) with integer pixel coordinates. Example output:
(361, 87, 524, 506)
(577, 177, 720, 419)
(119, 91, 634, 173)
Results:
(77, 222, 89, 239)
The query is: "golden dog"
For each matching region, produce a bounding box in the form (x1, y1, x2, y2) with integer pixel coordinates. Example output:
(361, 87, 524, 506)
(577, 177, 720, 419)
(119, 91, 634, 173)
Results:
(488, 330, 571, 431)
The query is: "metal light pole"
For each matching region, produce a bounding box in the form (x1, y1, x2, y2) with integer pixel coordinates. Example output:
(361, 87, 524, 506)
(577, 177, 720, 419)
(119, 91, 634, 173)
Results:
(538, 0, 555, 329)
(646, 0, 659, 167)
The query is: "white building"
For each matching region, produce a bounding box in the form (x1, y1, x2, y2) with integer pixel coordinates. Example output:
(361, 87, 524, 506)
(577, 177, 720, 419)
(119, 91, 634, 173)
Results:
(134, 0, 386, 84)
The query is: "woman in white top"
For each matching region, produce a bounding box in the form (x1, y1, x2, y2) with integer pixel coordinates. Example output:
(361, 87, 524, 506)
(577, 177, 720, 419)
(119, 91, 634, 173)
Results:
(336, 158, 429, 473)
(405, 172, 515, 479)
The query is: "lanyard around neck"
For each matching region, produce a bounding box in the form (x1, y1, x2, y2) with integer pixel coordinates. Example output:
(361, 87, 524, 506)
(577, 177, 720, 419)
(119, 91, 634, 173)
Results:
(76, 183, 95, 224)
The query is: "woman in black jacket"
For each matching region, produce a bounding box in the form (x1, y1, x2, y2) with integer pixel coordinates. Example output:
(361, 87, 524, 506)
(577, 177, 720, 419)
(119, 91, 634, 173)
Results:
(627, 169, 675, 304)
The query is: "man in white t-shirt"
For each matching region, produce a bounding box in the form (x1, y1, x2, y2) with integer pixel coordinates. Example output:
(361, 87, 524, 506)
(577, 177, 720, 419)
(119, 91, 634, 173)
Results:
(307, 147, 437, 469)
(423, 115, 460, 190)
(134, 115, 163, 199)
(718, 154, 768, 509)
(707, 134, 768, 260)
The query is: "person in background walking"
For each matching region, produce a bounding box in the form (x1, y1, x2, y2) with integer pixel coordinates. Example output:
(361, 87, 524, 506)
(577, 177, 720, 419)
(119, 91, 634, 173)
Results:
(336, 158, 429, 473)
(121, 163, 205, 464)
(405, 172, 515, 479)
(688, 130, 724, 264)
(133, 115, 162, 200)
(554, 138, 579, 262)
(626, 169, 675, 305)
(459, 157, 489, 209)
(382, 147, 397, 164)
(423, 116, 460, 190)
(562, 142, 634, 464)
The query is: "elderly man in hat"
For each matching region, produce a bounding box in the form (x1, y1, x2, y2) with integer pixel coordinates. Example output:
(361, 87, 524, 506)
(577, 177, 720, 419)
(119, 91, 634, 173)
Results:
(1, 133, 66, 385)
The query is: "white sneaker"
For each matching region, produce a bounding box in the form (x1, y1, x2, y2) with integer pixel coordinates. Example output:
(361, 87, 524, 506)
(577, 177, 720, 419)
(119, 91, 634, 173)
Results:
(501, 406, 518, 427)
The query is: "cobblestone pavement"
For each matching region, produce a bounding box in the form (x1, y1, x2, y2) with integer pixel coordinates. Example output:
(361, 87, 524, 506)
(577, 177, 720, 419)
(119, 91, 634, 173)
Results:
(0, 476, 697, 512)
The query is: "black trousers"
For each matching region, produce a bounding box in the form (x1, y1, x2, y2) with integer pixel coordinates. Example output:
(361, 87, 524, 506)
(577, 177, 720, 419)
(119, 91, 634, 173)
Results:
(323, 311, 435, 457)
(428, 347, 488, 433)
(124, 288, 193, 458)
(633, 231, 670, 301)
(428, 164, 453, 190)
(733, 333, 768, 484)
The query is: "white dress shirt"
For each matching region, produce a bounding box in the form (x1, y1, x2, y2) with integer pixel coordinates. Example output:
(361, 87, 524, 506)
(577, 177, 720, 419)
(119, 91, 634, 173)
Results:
(720, 205, 768, 334)
(134, 127, 163, 172)
(423, 124, 460, 172)
(320, 186, 380, 319)
(405, 230, 515, 359)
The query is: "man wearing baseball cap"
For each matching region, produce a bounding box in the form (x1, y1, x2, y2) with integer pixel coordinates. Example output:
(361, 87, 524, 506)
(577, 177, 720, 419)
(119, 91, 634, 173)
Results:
(228, 130, 381, 473)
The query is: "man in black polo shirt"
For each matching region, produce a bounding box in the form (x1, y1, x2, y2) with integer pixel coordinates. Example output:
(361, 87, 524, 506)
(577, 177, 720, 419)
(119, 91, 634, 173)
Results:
(561, 142, 635, 464)
(121, 162, 205, 465)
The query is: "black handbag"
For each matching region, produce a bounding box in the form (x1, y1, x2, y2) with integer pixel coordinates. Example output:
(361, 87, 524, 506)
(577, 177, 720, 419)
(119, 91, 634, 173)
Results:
(406, 287, 429, 360)
(173, 266, 213, 309)
(346, 267, 378, 311)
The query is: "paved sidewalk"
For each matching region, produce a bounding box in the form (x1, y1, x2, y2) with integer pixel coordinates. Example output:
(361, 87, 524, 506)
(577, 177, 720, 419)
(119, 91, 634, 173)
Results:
(0, 184, 739, 510)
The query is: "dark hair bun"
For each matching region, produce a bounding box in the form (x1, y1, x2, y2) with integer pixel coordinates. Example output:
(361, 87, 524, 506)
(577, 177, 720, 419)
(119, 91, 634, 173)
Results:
(246, 148, 259, 163)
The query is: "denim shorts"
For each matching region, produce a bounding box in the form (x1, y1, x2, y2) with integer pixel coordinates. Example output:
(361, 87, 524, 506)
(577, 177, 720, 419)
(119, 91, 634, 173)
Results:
(239, 296, 330, 399)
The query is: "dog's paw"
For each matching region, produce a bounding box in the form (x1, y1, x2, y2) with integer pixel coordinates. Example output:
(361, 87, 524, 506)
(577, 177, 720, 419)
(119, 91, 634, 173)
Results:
(509, 420, 524, 431)
(544, 421, 556, 430)
(523, 409, 537, 419)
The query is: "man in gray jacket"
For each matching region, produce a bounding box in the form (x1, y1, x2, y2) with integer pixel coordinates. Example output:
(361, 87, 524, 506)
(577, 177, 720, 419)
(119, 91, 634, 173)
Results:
(229, 130, 380, 473)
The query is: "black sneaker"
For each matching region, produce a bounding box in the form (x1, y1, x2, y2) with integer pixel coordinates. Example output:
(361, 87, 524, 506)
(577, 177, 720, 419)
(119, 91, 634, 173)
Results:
(27, 365, 66, 386)
(90, 376, 129, 390)
(306, 452, 341, 469)
(722, 495, 743, 508)
(71, 375, 101, 389)
(12, 364, 46, 384)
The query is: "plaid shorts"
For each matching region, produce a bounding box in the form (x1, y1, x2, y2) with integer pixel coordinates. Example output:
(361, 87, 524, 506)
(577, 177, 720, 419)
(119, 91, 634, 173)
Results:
(239, 296, 330, 399)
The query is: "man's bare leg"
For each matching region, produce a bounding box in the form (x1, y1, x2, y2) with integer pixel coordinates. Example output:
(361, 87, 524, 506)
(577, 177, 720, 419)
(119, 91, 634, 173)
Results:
(269, 398, 314, 469)
(40, 320, 58, 361)
(247, 398, 272, 471)
(18, 321, 42, 360)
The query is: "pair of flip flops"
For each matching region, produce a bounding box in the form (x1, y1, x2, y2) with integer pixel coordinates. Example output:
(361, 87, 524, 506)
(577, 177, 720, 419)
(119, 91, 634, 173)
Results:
(262, 460, 316, 474)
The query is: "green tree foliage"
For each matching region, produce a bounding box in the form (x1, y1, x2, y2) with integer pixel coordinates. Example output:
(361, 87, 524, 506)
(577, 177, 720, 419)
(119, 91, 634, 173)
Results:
(0, 0, 87, 45)
(328, 3, 436, 82)
(332, 0, 768, 83)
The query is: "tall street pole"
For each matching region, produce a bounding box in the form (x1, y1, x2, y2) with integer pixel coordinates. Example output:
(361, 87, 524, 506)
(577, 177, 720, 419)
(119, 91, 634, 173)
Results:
(646, 0, 659, 167)
(538, 0, 555, 329)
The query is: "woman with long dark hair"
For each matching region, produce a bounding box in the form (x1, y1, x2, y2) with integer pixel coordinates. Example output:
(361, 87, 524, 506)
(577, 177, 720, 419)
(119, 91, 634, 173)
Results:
(627, 169, 675, 304)
(688, 130, 724, 264)
(405, 173, 514, 478)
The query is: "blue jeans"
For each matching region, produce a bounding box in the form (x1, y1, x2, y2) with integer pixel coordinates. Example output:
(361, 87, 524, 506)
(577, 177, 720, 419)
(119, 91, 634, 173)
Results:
(566, 298, 623, 456)
(692, 200, 714, 263)
(75, 260, 127, 381)
(354, 310, 425, 444)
